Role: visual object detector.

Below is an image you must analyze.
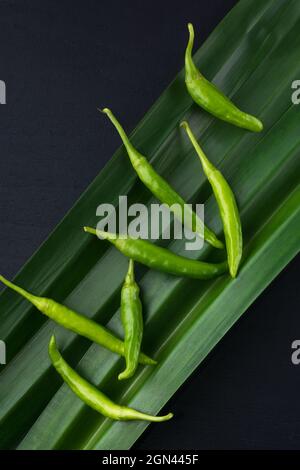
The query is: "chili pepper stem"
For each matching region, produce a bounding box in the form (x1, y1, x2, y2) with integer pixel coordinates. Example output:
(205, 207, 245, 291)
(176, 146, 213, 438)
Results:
(0, 274, 45, 310)
(180, 121, 214, 175)
(84, 226, 113, 241)
(100, 107, 137, 160)
(125, 259, 135, 283)
(49, 335, 62, 367)
(185, 23, 199, 78)
(84, 226, 124, 248)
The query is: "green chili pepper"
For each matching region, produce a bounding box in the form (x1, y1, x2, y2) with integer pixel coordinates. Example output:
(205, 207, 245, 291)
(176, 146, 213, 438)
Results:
(49, 335, 173, 422)
(185, 23, 263, 133)
(84, 227, 228, 279)
(100, 108, 223, 250)
(180, 121, 242, 278)
(119, 260, 143, 381)
(0, 274, 155, 365)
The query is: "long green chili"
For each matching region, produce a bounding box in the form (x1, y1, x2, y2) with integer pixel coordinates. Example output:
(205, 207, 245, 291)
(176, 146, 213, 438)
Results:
(101, 108, 223, 250)
(49, 335, 173, 422)
(119, 260, 143, 380)
(0, 274, 155, 365)
(84, 227, 228, 279)
(185, 23, 263, 133)
(181, 121, 242, 278)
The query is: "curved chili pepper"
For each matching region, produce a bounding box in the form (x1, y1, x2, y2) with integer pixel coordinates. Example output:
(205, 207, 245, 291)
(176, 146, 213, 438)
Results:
(49, 335, 173, 422)
(0, 274, 155, 365)
(101, 108, 223, 250)
(84, 227, 228, 279)
(180, 121, 242, 278)
(119, 260, 143, 380)
(185, 23, 263, 133)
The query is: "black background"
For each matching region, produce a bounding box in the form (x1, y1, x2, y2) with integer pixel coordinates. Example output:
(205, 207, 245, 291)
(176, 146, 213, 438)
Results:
(0, 0, 299, 450)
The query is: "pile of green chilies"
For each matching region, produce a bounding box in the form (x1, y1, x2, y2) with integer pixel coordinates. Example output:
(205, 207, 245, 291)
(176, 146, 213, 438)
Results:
(0, 23, 262, 423)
